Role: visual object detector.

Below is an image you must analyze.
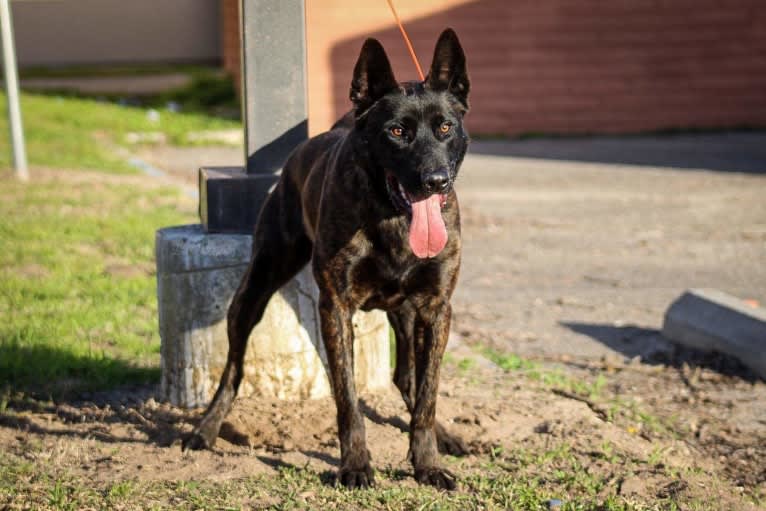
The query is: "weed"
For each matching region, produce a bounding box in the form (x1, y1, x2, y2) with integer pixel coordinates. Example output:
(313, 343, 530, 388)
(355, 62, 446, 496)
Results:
(107, 480, 134, 502)
(599, 441, 619, 463)
(647, 446, 669, 467)
(482, 347, 536, 371)
(0, 386, 8, 414)
(48, 480, 71, 510)
(389, 326, 397, 369)
(457, 357, 476, 374)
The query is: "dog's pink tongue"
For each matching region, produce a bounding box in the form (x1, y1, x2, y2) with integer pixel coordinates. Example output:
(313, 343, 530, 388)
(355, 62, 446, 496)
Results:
(409, 194, 447, 258)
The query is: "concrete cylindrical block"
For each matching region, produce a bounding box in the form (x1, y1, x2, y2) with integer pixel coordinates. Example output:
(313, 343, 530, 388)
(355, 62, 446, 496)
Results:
(156, 224, 390, 408)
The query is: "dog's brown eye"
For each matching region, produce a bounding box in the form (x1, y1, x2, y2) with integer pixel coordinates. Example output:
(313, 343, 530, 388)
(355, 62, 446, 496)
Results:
(390, 127, 404, 137)
(439, 122, 452, 134)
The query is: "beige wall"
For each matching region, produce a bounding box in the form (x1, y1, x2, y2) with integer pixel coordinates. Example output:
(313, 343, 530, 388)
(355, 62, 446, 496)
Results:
(12, 0, 221, 67)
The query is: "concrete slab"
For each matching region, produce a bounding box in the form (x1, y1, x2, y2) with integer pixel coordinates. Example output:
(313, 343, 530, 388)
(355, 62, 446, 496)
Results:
(662, 289, 766, 378)
(156, 225, 390, 408)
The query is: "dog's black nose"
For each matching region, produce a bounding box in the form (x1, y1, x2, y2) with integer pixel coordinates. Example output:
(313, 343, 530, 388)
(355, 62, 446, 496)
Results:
(423, 169, 450, 194)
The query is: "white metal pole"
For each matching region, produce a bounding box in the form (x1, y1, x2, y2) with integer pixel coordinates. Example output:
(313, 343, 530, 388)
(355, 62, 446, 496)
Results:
(1, 0, 28, 180)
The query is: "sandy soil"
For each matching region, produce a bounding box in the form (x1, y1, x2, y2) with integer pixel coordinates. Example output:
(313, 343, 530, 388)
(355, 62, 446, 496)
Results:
(1, 354, 764, 508)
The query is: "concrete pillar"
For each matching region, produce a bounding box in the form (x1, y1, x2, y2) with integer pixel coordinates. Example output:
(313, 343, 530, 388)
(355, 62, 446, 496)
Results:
(157, 0, 391, 407)
(199, 0, 308, 234)
(241, 0, 308, 175)
(157, 225, 390, 408)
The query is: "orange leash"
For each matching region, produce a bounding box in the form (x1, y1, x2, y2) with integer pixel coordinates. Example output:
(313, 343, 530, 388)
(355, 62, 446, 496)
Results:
(385, 0, 425, 81)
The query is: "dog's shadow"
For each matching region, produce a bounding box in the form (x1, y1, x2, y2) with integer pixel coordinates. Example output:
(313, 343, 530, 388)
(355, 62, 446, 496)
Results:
(359, 398, 409, 433)
(254, 454, 338, 486)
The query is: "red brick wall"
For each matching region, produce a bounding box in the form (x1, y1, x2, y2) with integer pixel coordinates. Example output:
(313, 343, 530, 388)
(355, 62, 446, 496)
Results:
(221, 0, 240, 90)
(224, 0, 766, 136)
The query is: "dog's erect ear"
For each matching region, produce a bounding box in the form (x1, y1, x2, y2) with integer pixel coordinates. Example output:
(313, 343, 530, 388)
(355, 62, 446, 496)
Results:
(350, 38, 398, 115)
(426, 28, 470, 110)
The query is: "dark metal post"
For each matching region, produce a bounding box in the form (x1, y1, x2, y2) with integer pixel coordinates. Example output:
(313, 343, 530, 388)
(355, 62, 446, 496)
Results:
(199, 0, 308, 233)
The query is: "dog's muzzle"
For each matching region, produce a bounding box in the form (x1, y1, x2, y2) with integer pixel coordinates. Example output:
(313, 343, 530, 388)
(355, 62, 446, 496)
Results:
(385, 172, 449, 214)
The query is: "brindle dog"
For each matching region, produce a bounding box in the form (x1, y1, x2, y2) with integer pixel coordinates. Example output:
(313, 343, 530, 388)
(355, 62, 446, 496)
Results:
(183, 28, 471, 490)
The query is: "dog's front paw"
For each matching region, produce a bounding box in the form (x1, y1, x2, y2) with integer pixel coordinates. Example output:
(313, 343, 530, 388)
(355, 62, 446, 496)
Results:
(182, 431, 211, 451)
(415, 466, 457, 490)
(337, 465, 375, 489)
(182, 427, 217, 451)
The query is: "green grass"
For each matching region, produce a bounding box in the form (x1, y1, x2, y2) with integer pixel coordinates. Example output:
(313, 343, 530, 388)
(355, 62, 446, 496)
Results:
(482, 348, 536, 372)
(0, 448, 679, 511)
(469, 344, 684, 442)
(389, 327, 396, 369)
(0, 90, 240, 172)
(23, 66, 240, 119)
(456, 357, 476, 373)
(150, 71, 239, 116)
(0, 172, 195, 397)
(478, 346, 613, 400)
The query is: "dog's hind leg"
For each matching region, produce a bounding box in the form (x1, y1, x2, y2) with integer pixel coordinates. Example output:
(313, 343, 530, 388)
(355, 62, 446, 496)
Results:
(388, 306, 469, 457)
(182, 182, 312, 451)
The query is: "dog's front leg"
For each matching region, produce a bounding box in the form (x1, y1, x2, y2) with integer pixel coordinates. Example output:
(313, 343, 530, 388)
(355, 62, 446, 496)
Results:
(410, 301, 456, 490)
(318, 292, 374, 489)
(390, 305, 469, 457)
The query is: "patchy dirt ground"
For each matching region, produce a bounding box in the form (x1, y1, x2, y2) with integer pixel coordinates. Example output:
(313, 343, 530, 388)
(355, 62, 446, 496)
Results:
(1, 354, 765, 508)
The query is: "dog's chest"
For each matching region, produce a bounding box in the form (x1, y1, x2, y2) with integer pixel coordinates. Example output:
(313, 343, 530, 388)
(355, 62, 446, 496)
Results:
(350, 251, 444, 311)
